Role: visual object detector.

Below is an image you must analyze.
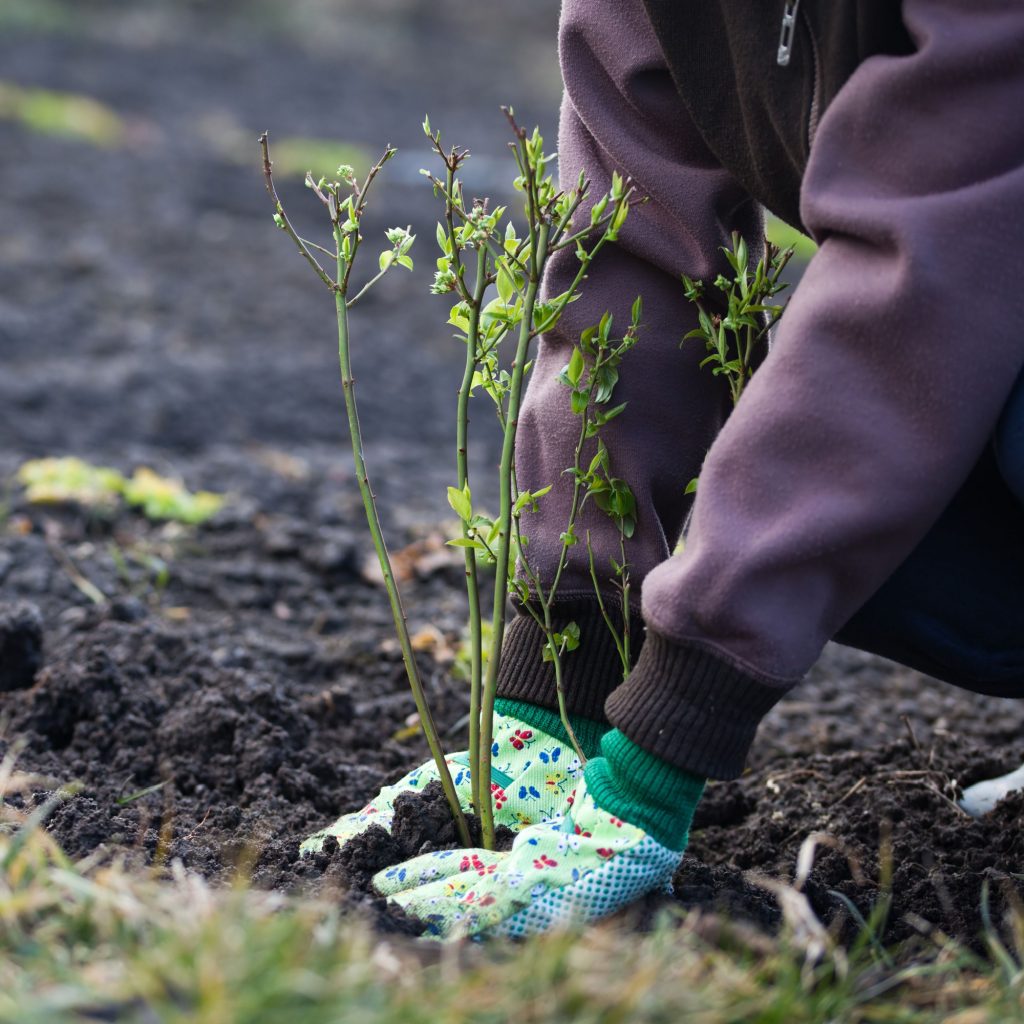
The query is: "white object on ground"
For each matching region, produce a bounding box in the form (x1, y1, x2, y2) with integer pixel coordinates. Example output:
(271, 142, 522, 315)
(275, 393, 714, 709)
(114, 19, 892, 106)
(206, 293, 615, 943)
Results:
(959, 762, 1024, 818)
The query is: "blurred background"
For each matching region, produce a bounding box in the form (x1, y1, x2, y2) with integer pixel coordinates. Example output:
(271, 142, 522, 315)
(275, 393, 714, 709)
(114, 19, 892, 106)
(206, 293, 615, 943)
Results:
(0, 0, 562, 523)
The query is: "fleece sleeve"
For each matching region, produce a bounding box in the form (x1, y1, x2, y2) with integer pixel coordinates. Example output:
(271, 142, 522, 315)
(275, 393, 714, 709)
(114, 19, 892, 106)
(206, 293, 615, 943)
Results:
(608, 0, 1024, 776)
(496, 0, 762, 723)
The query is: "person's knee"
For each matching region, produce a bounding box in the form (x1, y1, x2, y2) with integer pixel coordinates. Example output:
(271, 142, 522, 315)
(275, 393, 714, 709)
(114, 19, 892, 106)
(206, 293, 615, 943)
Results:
(994, 369, 1024, 505)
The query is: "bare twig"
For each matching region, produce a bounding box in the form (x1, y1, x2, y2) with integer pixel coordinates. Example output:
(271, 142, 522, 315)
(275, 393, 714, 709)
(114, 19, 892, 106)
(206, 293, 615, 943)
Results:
(259, 133, 337, 293)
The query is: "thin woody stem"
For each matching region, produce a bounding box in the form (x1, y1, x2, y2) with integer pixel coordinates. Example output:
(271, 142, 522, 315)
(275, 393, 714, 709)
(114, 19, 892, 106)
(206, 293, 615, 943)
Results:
(345, 266, 391, 310)
(530, 211, 626, 339)
(478, 215, 550, 850)
(331, 226, 471, 848)
(546, 629, 583, 761)
(424, 170, 530, 278)
(513, 507, 587, 765)
(339, 148, 396, 294)
(586, 532, 628, 677)
(547, 187, 587, 249)
(259, 133, 337, 294)
(619, 533, 632, 670)
(458, 245, 488, 821)
(548, 195, 641, 254)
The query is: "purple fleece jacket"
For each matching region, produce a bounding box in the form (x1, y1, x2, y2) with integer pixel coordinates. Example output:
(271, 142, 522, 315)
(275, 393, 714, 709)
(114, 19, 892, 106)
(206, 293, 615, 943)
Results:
(505, 0, 1024, 777)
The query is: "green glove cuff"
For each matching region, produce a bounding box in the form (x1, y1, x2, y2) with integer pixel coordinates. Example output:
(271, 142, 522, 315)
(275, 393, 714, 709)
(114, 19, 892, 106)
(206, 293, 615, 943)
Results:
(494, 697, 608, 762)
(584, 729, 705, 851)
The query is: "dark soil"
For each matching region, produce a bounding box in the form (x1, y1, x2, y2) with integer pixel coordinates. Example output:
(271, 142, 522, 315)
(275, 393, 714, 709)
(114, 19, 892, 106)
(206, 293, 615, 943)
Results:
(3, 0, 1024, 958)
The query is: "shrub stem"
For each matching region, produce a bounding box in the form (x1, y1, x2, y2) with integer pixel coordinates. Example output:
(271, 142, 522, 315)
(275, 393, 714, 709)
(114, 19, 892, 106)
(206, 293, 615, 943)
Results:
(331, 225, 472, 850)
(458, 245, 488, 821)
(478, 222, 550, 850)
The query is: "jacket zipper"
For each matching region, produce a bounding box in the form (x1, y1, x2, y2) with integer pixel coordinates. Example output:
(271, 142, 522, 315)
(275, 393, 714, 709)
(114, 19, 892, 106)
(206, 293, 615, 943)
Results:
(777, 0, 802, 66)
(777, 0, 822, 150)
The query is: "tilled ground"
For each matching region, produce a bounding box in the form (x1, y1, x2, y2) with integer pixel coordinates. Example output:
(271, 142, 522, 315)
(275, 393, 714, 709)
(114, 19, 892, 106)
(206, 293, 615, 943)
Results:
(3, 0, 1024, 959)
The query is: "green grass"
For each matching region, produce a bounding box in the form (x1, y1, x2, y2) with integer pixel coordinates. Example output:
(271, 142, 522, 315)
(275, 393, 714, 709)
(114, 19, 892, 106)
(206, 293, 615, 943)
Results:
(15, 457, 224, 525)
(2, 761, 1022, 1024)
(0, 81, 124, 147)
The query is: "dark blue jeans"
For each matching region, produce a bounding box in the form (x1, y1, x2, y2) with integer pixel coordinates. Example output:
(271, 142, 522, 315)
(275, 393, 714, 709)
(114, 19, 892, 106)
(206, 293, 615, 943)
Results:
(836, 372, 1024, 697)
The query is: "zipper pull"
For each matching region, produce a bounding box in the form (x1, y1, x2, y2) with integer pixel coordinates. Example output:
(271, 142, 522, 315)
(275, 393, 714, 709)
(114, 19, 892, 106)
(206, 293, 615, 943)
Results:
(777, 0, 801, 66)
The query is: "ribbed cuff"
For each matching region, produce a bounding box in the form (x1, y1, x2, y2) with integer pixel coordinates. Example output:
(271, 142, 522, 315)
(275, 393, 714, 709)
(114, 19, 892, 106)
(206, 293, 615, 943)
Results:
(584, 730, 705, 851)
(494, 697, 609, 762)
(605, 630, 796, 780)
(495, 596, 644, 723)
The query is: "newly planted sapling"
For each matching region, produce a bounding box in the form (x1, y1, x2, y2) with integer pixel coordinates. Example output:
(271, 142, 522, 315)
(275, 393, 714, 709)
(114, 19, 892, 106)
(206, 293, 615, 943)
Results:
(425, 111, 641, 847)
(264, 113, 641, 852)
(259, 132, 473, 848)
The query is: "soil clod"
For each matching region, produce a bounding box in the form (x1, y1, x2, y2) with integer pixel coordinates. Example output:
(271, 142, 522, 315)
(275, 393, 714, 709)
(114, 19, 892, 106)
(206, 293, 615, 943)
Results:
(0, 600, 44, 692)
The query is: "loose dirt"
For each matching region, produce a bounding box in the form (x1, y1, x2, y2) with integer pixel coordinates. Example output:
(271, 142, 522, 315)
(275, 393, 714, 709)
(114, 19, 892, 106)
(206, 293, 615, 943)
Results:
(3, 1, 1024, 958)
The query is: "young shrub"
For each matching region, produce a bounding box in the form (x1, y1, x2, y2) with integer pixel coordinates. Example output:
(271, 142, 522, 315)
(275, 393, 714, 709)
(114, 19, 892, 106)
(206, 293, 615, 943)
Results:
(262, 112, 641, 849)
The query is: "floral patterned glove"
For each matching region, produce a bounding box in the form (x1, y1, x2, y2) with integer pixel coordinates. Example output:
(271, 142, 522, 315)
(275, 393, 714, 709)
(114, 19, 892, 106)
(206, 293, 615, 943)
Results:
(373, 732, 705, 939)
(300, 706, 584, 856)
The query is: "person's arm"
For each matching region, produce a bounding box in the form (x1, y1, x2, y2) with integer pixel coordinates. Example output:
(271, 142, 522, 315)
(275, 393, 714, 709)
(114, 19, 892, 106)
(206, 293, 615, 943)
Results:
(498, 0, 760, 721)
(610, 0, 1024, 777)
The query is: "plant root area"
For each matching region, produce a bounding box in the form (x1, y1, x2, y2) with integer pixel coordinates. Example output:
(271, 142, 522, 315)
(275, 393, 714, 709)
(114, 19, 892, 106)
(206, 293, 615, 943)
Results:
(3, 4, 1024, 957)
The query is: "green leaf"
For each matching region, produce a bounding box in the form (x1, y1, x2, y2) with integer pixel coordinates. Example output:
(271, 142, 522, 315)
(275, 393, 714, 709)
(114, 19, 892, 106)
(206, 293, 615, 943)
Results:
(562, 621, 581, 651)
(448, 303, 471, 332)
(599, 402, 627, 425)
(608, 200, 629, 238)
(379, 250, 394, 272)
(684, 477, 699, 495)
(436, 222, 448, 253)
(593, 365, 619, 404)
(497, 260, 515, 304)
(447, 537, 484, 550)
(396, 254, 414, 271)
(447, 483, 472, 522)
(566, 346, 585, 387)
(570, 389, 589, 416)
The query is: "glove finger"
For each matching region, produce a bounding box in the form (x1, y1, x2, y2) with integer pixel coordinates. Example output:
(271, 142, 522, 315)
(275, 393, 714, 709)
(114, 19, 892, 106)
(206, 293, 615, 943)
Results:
(300, 754, 458, 858)
(383, 872, 519, 940)
(300, 808, 396, 856)
(373, 847, 506, 897)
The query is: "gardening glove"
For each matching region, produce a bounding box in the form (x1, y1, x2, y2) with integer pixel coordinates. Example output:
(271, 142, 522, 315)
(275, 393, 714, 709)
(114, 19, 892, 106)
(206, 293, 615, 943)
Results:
(372, 730, 705, 939)
(300, 703, 589, 856)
